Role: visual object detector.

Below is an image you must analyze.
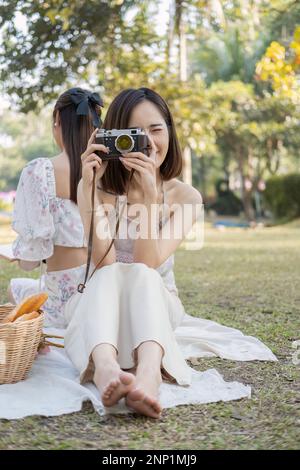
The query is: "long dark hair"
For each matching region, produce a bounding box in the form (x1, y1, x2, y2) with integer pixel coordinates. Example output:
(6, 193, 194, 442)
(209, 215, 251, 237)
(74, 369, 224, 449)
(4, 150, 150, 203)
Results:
(53, 87, 103, 204)
(100, 87, 182, 195)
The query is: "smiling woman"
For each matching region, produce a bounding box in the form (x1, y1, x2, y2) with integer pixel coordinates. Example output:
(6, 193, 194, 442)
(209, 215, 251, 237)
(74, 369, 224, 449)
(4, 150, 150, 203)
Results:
(100, 87, 182, 196)
(62, 87, 277, 420)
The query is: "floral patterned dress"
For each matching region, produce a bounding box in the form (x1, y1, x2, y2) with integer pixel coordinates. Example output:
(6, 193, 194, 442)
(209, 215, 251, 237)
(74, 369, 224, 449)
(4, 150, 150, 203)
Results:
(10, 157, 88, 328)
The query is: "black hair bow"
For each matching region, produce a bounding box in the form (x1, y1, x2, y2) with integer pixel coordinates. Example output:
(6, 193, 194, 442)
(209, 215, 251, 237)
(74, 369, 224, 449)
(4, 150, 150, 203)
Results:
(69, 88, 104, 128)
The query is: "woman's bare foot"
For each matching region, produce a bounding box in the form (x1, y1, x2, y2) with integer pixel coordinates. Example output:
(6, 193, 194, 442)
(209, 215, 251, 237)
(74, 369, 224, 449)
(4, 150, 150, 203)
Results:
(125, 366, 163, 419)
(93, 365, 136, 407)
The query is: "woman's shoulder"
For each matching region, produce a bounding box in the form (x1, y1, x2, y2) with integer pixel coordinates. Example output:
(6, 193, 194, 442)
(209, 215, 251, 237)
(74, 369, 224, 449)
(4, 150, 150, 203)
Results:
(19, 157, 55, 195)
(21, 157, 54, 182)
(23, 156, 52, 172)
(165, 178, 202, 206)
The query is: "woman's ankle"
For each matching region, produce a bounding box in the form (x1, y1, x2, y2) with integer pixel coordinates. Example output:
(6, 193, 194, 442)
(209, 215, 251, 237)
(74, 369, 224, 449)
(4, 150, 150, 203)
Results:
(96, 359, 120, 373)
(136, 362, 162, 381)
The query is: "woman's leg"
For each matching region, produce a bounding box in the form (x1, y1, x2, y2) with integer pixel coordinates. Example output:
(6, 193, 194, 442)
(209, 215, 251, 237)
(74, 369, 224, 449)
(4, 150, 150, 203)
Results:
(125, 340, 163, 419)
(92, 343, 136, 407)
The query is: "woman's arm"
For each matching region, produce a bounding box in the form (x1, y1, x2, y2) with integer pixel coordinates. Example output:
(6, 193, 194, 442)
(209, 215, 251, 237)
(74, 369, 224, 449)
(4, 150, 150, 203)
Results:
(119, 133, 203, 269)
(133, 183, 202, 269)
(17, 260, 41, 271)
(11, 158, 55, 267)
(78, 128, 116, 269)
(77, 179, 116, 269)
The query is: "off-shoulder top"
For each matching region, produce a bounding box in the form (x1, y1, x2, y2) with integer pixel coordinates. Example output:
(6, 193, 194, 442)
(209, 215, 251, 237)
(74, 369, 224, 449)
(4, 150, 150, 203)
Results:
(12, 157, 87, 261)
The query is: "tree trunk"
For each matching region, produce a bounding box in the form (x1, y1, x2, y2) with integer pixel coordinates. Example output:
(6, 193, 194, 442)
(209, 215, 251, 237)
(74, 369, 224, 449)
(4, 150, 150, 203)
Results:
(166, 0, 175, 69)
(200, 155, 207, 199)
(243, 189, 255, 221)
(182, 146, 192, 185)
(237, 145, 255, 221)
(175, 0, 191, 183)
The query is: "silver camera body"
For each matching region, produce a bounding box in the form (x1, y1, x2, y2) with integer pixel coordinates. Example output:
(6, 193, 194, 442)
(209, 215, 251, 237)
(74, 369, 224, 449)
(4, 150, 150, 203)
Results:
(95, 128, 150, 161)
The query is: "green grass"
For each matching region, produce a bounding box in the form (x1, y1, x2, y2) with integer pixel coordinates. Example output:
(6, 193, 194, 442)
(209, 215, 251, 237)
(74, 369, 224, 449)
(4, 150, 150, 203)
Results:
(0, 221, 299, 450)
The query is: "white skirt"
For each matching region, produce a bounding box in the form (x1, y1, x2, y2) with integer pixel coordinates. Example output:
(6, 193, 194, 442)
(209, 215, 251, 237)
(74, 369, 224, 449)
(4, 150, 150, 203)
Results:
(64, 262, 192, 386)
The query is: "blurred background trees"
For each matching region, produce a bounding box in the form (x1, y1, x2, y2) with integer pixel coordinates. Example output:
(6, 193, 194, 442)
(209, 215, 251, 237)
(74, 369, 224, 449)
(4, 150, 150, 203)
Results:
(0, 0, 299, 221)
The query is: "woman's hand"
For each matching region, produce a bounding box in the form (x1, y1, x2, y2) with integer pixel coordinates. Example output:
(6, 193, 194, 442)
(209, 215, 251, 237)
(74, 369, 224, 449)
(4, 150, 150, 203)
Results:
(38, 345, 51, 356)
(81, 128, 109, 189)
(119, 134, 158, 202)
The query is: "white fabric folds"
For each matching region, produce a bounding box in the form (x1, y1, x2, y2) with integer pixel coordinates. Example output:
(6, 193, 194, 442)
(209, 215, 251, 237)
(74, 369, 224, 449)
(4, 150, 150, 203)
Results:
(0, 314, 277, 419)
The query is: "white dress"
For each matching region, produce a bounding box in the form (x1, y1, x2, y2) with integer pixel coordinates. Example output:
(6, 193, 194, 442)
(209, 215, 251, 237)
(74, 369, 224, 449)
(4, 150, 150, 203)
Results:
(63, 186, 277, 387)
(10, 157, 88, 328)
(0, 180, 278, 419)
(64, 187, 191, 385)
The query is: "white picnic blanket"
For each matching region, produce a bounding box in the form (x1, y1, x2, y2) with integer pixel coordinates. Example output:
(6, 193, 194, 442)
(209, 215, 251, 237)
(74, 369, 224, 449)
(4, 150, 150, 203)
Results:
(0, 313, 277, 419)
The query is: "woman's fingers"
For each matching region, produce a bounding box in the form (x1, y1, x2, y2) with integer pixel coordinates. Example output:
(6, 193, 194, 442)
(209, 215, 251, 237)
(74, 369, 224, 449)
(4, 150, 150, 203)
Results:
(89, 143, 110, 153)
(120, 159, 147, 173)
(125, 151, 155, 163)
(120, 156, 151, 169)
(84, 160, 102, 173)
(81, 143, 109, 161)
(87, 127, 98, 146)
(120, 156, 155, 175)
(81, 134, 109, 186)
(84, 153, 103, 165)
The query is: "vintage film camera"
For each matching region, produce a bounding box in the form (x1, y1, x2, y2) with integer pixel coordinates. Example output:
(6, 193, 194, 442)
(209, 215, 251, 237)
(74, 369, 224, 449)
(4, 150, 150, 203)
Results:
(95, 128, 151, 161)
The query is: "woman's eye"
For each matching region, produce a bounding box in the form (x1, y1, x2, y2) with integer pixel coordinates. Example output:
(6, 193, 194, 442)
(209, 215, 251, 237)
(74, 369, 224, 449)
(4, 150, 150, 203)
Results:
(152, 129, 162, 132)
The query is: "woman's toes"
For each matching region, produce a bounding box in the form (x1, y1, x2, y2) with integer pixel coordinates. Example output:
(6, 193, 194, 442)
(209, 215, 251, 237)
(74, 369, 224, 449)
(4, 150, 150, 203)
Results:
(127, 387, 145, 402)
(144, 395, 162, 414)
(101, 372, 136, 407)
(126, 389, 162, 418)
(119, 371, 135, 386)
(102, 380, 119, 401)
(103, 380, 119, 398)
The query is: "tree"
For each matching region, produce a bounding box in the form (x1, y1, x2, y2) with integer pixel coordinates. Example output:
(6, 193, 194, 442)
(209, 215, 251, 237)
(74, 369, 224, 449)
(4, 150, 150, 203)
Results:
(0, 0, 159, 111)
(209, 80, 300, 220)
(255, 26, 300, 98)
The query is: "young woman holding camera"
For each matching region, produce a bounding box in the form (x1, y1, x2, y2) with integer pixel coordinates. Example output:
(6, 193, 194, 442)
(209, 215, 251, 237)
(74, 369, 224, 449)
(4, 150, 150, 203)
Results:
(7, 86, 276, 419)
(8, 88, 103, 328)
(63, 87, 203, 418)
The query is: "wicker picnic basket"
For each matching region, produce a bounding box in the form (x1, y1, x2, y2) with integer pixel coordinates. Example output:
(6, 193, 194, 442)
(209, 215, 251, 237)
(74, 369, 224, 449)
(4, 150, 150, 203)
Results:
(0, 303, 63, 384)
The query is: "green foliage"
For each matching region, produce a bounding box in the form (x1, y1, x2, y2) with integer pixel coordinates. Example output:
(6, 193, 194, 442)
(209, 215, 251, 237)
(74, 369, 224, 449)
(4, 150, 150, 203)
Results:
(0, 0, 158, 112)
(206, 178, 243, 216)
(0, 0, 299, 219)
(264, 173, 300, 219)
(0, 107, 57, 189)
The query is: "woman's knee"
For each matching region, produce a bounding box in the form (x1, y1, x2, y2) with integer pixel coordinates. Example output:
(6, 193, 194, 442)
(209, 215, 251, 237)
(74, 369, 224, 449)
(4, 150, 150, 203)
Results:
(130, 262, 157, 276)
(127, 263, 162, 289)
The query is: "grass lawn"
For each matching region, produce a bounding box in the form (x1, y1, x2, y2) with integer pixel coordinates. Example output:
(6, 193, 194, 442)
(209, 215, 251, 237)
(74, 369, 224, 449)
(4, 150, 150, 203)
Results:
(0, 219, 299, 450)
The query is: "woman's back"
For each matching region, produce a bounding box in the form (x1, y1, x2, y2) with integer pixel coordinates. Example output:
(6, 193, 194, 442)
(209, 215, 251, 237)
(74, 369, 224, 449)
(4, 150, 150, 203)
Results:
(48, 155, 88, 270)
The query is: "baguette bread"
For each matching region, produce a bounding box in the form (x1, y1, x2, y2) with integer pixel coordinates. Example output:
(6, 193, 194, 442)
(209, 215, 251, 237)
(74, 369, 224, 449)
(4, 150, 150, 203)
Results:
(1, 293, 48, 323)
(14, 311, 40, 322)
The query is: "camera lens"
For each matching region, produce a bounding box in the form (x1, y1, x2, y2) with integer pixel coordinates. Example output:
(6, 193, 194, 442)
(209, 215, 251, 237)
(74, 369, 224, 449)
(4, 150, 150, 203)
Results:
(115, 134, 134, 153)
